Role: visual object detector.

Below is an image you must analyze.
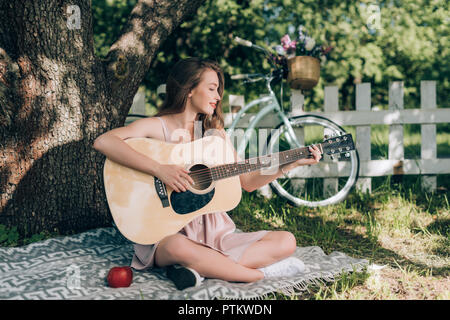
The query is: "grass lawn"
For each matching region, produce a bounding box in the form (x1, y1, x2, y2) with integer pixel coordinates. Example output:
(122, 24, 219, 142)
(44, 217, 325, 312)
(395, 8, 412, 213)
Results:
(230, 181, 449, 300)
(229, 124, 449, 300)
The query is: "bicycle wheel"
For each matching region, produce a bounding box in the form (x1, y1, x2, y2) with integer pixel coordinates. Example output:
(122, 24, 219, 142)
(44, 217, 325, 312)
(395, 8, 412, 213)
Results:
(266, 115, 359, 207)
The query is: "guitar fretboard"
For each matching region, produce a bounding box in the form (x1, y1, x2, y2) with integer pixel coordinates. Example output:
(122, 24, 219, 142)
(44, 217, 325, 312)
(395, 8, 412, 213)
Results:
(209, 145, 320, 181)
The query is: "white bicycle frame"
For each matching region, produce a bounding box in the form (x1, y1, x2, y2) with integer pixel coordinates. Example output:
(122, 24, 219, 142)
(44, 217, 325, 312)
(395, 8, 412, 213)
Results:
(226, 90, 301, 158)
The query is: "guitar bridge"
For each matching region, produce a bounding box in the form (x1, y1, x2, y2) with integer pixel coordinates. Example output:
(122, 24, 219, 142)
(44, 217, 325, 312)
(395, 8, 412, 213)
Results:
(154, 177, 170, 207)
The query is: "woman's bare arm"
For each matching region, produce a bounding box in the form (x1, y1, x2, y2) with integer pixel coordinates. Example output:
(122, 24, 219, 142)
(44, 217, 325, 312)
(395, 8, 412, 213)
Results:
(93, 117, 164, 176)
(93, 117, 193, 192)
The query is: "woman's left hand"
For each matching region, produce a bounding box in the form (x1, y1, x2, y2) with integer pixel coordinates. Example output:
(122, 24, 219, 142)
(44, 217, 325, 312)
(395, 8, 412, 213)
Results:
(293, 145, 322, 166)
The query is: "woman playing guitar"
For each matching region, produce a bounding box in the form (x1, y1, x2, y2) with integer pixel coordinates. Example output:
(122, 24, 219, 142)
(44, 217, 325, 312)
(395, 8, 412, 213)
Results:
(93, 58, 322, 290)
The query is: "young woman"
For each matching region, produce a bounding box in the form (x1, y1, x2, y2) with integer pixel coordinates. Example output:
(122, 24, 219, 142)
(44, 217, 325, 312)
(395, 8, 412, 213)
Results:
(93, 58, 322, 290)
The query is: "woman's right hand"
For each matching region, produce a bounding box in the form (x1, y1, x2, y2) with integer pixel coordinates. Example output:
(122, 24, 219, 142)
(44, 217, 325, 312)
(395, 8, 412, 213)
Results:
(155, 164, 194, 193)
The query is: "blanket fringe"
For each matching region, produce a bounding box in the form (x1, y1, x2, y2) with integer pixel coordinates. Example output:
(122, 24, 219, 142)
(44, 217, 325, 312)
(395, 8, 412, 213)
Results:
(272, 262, 368, 299)
(222, 261, 368, 300)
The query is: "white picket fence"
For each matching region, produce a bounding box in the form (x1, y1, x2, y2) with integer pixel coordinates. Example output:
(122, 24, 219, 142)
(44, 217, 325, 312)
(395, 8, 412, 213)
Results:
(224, 81, 450, 193)
(128, 80, 450, 193)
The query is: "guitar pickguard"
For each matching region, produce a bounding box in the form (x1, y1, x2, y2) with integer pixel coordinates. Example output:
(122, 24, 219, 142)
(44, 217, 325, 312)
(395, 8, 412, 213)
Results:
(170, 188, 215, 215)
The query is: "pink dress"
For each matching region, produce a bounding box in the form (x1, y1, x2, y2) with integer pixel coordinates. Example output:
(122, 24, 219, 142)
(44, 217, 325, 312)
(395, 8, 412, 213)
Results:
(130, 117, 269, 270)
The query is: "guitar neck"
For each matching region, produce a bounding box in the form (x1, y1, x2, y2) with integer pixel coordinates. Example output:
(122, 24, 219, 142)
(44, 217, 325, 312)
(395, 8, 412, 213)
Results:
(209, 143, 323, 181)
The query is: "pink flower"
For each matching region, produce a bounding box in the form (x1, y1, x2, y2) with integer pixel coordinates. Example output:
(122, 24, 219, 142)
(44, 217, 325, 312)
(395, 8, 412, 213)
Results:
(281, 34, 297, 52)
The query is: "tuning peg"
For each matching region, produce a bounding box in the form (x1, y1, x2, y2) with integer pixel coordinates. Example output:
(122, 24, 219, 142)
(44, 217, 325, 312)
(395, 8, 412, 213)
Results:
(345, 152, 350, 158)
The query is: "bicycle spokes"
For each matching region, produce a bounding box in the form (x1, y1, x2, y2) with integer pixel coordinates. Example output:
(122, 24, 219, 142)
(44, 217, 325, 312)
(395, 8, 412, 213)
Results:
(268, 115, 359, 207)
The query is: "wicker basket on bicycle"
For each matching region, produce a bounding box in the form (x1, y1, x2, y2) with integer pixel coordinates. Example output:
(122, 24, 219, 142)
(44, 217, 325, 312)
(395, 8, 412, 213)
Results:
(286, 56, 320, 90)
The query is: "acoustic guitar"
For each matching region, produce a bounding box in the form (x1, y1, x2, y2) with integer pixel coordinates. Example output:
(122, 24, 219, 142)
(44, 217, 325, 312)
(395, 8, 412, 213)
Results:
(103, 133, 355, 245)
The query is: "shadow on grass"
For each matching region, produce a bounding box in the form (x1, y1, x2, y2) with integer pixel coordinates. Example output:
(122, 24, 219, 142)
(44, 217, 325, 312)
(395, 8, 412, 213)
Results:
(424, 218, 450, 239)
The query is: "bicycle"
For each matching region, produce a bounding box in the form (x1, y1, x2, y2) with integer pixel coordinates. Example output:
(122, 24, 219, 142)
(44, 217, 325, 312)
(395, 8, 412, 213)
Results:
(226, 36, 360, 207)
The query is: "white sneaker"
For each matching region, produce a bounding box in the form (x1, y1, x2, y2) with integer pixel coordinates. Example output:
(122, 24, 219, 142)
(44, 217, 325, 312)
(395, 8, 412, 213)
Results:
(258, 257, 305, 278)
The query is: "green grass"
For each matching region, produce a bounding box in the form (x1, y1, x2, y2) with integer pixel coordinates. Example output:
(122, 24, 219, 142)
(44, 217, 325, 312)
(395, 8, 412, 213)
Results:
(229, 179, 449, 300)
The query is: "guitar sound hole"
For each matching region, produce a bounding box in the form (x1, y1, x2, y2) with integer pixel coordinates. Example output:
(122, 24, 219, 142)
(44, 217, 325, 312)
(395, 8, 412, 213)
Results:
(189, 164, 212, 191)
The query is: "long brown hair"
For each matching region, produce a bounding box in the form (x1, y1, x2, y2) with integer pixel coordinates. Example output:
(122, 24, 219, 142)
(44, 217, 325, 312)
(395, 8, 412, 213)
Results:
(156, 57, 225, 132)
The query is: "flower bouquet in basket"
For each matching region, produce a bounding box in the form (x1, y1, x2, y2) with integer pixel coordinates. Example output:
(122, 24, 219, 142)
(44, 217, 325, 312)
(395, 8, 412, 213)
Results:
(270, 26, 333, 90)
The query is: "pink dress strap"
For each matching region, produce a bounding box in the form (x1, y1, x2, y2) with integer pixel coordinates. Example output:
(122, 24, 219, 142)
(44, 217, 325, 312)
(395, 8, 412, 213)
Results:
(156, 117, 169, 142)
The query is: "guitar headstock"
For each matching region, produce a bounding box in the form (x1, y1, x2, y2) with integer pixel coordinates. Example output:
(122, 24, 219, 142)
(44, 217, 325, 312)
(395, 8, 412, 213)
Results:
(322, 133, 355, 156)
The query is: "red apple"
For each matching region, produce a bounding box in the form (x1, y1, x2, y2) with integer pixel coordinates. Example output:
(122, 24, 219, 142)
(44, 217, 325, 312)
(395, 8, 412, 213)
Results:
(107, 266, 133, 288)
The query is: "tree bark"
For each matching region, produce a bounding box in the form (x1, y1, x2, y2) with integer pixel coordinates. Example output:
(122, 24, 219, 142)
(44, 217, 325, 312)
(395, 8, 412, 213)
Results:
(0, 0, 205, 237)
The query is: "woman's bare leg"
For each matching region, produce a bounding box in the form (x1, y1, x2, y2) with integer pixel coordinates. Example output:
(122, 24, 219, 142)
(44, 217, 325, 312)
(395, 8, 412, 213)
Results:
(154, 234, 264, 282)
(237, 231, 297, 268)
(154, 231, 296, 282)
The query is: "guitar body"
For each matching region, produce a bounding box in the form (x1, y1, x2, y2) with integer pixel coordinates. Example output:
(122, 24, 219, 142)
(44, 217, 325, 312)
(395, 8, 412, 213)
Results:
(103, 135, 242, 245)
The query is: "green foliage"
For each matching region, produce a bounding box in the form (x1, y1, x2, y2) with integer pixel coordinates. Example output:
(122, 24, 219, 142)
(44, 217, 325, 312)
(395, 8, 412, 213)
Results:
(92, 0, 449, 112)
(0, 224, 19, 246)
(0, 224, 55, 247)
(92, 0, 137, 58)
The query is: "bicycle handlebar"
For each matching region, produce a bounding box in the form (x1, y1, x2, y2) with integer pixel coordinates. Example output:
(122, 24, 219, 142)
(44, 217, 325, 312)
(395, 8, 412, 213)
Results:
(234, 37, 253, 47)
(230, 74, 247, 80)
(232, 36, 287, 109)
(234, 36, 272, 57)
(232, 35, 287, 105)
(233, 35, 283, 70)
(231, 73, 265, 80)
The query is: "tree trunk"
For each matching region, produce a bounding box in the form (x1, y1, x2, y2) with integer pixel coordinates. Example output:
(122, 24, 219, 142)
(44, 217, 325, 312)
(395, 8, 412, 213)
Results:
(0, 0, 205, 237)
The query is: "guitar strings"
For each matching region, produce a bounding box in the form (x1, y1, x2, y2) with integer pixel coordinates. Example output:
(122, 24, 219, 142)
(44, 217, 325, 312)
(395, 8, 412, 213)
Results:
(184, 148, 345, 186)
(184, 148, 314, 180)
(184, 150, 315, 186)
(185, 145, 346, 183)
(184, 147, 314, 179)
(163, 138, 347, 186)
(171, 138, 342, 181)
